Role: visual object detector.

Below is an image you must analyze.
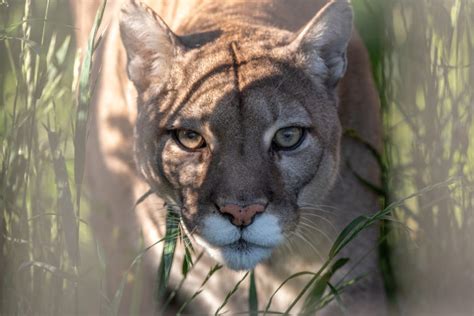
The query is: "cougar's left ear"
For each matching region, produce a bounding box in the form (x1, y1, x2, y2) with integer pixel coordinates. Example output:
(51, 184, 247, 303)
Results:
(119, 0, 186, 92)
(290, 0, 353, 88)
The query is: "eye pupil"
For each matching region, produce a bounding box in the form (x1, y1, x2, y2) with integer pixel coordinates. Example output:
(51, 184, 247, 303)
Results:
(282, 131, 293, 139)
(186, 131, 198, 139)
(272, 127, 305, 150)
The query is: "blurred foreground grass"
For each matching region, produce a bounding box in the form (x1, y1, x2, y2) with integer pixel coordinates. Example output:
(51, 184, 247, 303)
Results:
(0, 0, 105, 314)
(1, 0, 473, 315)
(379, 1, 474, 314)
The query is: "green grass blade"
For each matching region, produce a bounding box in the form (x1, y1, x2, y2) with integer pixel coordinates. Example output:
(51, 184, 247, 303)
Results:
(181, 235, 193, 277)
(327, 282, 347, 315)
(111, 234, 176, 315)
(301, 258, 349, 314)
(329, 216, 369, 258)
(18, 261, 78, 283)
(316, 275, 366, 311)
(155, 208, 180, 306)
(176, 263, 222, 315)
(134, 189, 155, 208)
(46, 127, 78, 265)
(249, 270, 258, 316)
(73, 0, 106, 206)
(263, 271, 315, 315)
(214, 271, 249, 315)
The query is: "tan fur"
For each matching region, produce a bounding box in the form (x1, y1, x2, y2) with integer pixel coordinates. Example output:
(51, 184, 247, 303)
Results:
(71, 0, 386, 314)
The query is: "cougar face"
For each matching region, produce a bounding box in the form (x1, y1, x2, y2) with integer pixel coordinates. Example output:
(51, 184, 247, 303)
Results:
(120, 0, 352, 270)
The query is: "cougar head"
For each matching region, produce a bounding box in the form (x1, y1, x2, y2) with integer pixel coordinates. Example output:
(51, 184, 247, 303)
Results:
(120, 0, 353, 270)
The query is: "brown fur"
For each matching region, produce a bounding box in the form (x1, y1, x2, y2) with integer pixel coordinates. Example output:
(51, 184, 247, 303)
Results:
(71, 0, 386, 314)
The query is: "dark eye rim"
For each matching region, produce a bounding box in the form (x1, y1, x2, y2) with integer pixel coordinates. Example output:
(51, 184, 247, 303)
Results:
(271, 127, 306, 151)
(171, 129, 207, 151)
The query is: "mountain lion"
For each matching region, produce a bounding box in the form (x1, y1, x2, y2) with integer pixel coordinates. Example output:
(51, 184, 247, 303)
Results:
(71, 0, 386, 314)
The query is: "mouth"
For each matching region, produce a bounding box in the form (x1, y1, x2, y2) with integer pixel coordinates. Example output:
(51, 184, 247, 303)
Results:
(218, 238, 274, 270)
(227, 238, 269, 251)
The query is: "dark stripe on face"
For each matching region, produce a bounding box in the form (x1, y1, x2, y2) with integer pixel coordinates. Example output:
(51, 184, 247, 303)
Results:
(229, 41, 245, 155)
(176, 63, 232, 112)
(229, 41, 243, 97)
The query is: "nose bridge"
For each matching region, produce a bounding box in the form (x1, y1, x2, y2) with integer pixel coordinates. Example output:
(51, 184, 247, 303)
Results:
(218, 150, 267, 201)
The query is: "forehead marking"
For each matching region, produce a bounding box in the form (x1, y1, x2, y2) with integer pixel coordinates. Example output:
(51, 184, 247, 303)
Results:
(229, 41, 245, 155)
(229, 41, 243, 110)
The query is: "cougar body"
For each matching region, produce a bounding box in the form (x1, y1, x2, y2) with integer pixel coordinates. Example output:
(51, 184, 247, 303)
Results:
(71, 0, 386, 314)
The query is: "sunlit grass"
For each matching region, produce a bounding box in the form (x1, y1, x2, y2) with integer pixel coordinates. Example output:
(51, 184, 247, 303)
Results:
(0, 0, 105, 314)
(380, 0, 474, 314)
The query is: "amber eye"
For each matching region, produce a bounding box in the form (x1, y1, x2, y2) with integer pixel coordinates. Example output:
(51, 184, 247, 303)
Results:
(175, 130, 206, 150)
(272, 127, 305, 150)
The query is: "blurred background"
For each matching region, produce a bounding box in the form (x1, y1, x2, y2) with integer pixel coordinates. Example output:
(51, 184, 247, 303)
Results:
(1, 0, 473, 315)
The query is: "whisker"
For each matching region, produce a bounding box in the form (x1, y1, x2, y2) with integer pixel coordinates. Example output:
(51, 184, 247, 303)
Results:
(299, 208, 334, 215)
(292, 231, 324, 261)
(283, 232, 299, 255)
(298, 203, 340, 211)
(298, 219, 334, 244)
(281, 236, 296, 256)
(299, 213, 338, 233)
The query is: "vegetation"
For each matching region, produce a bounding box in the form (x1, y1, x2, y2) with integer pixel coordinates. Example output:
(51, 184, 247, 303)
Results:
(1, 0, 472, 314)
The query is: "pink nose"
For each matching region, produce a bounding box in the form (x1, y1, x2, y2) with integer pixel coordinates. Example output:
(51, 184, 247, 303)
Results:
(219, 204, 266, 227)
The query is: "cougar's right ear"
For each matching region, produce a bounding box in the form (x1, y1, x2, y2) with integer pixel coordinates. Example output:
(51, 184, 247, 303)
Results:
(119, 0, 185, 92)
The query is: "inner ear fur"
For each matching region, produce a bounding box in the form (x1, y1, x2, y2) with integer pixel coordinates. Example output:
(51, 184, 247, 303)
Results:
(119, 0, 186, 92)
(290, 0, 353, 88)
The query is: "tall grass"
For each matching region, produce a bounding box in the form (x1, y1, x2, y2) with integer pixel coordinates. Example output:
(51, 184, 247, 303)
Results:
(0, 0, 105, 314)
(380, 0, 474, 314)
(1, 0, 473, 315)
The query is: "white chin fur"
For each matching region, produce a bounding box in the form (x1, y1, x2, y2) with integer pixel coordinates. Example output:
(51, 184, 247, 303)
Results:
(197, 213, 283, 270)
(222, 244, 273, 270)
(203, 242, 273, 271)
